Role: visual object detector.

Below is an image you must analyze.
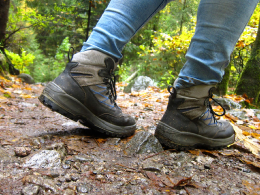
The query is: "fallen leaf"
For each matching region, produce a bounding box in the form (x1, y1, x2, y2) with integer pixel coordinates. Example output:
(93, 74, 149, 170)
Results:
(188, 150, 201, 156)
(145, 171, 164, 186)
(169, 176, 192, 187)
(242, 180, 260, 194)
(240, 157, 260, 169)
(232, 124, 260, 156)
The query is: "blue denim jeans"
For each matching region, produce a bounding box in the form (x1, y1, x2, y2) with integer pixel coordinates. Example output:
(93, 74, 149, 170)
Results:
(81, 0, 258, 89)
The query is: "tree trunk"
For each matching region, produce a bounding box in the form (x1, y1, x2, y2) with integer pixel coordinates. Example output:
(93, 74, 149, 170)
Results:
(179, 0, 187, 35)
(0, 0, 10, 45)
(0, 0, 19, 75)
(235, 17, 260, 104)
(214, 65, 231, 96)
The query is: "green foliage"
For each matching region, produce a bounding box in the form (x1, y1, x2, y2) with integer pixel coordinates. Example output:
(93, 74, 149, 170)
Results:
(119, 1, 197, 88)
(5, 49, 35, 74)
(229, 5, 260, 89)
(0, 53, 8, 74)
(29, 36, 71, 82)
(3, 0, 260, 91)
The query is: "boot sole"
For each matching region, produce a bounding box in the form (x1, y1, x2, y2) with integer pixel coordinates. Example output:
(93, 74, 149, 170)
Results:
(39, 82, 136, 137)
(155, 121, 235, 150)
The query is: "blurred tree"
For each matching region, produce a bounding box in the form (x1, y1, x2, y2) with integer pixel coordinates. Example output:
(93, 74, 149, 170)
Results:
(235, 17, 260, 104)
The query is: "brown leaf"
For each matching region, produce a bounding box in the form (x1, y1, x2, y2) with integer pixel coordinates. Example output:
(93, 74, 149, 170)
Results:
(160, 175, 174, 188)
(188, 149, 201, 156)
(242, 180, 260, 194)
(240, 157, 260, 169)
(225, 113, 239, 122)
(169, 176, 192, 187)
(145, 171, 164, 186)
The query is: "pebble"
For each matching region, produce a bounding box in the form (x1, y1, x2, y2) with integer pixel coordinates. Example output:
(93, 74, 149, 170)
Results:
(74, 155, 93, 162)
(73, 162, 81, 170)
(71, 173, 79, 181)
(14, 147, 31, 157)
(96, 174, 104, 180)
(77, 183, 92, 193)
(23, 175, 58, 194)
(31, 138, 41, 147)
(23, 150, 61, 169)
(22, 184, 39, 195)
(125, 131, 163, 155)
(204, 164, 211, 169)
(142, 160, 163, 172)
(62, 163, 71, 169)
(64, 189, 75, 195)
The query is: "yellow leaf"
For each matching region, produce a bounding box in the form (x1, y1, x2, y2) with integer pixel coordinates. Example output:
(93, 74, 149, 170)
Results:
(231, 124, 260, 156)
(20, 94, 32, 99)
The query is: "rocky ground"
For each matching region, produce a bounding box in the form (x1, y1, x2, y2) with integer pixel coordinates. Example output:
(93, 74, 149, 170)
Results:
(0, 80, 260, 195)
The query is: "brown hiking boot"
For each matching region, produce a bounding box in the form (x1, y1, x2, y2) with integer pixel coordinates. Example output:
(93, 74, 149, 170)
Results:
(155, 85, 235, 150)
(39, 50, 136, 137)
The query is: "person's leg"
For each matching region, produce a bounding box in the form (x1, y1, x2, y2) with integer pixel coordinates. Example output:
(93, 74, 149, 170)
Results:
(39, 0, 173, 137)
(155, 0, 258, 149)
(175, 0, 259, 89)
(81, 0, 173, 60)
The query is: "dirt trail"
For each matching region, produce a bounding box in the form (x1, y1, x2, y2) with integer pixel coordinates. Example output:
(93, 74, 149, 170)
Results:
(0, 83, 260, 194)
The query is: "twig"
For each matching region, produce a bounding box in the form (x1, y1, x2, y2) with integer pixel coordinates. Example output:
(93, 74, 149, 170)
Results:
(143, 149, 175, 160)
(115, 163, 137, 170)
(94, 138, 100, 147)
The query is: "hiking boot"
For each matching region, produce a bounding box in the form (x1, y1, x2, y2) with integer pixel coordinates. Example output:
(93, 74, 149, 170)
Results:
(39, 50, 136, 137)
(154, 85, 235, 150)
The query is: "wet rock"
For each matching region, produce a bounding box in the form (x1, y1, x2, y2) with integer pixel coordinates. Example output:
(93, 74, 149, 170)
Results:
(62, 121, 80, 128)
(227, 110, 248, 120)
(73, 162, 81, 170)
(46, 169, 63, 178)
(0, 146, 16, 162)
(104, 138, 121, 146)
(171, 152, 193, 167)
(196, 156, 215, 165)
(74, 154, 93, 162)
(18, 73, 35, 84)
(131, 76, 156, 92)
(96, 174, 105, 181)
(23, 175, 59, 194)
(64, 189, 75, 195)
(62, 163, 71, 169)
(142, 160, 163, 172)
(21, 184, 39, 195)
(125, 131, 163, 155)
(14, 147, 31, 157)
(46, 142, 67, 159)
(71, 173, 80, 181)
(227, 109, 260, 121)
(19, 102, 37, 108)
(31, 138, 41, 148)
(77, 183, 93, 193)
(65, 173, 72, 182)
(212, 98, 241, 110)
(23, 150, 61, 169)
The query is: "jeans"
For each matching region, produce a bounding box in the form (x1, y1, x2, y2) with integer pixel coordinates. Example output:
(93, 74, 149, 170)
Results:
(81, 0, 258, 89)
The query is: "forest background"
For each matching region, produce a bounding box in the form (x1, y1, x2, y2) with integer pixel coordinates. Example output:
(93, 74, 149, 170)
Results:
(0, 0, 260, 105)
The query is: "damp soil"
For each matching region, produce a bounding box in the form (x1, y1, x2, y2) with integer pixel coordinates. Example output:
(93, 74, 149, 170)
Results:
(0, 84, 260, 195)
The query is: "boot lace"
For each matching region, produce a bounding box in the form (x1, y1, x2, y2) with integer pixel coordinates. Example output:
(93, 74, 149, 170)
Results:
(103, 74, 117, 104)
(203, 87, 226, 125)
(98, 58, 118, 106)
